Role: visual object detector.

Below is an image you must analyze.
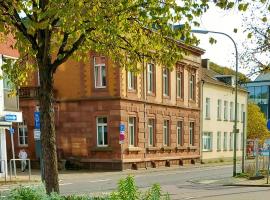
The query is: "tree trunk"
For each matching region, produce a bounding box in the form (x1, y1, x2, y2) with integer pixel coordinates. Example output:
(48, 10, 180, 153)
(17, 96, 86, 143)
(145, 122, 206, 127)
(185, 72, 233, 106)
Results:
(39, 65, 59, 194)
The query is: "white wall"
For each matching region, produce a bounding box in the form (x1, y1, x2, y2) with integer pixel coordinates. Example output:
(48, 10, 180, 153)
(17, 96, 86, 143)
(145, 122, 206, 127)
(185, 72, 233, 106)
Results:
(202, 82, 248, 160)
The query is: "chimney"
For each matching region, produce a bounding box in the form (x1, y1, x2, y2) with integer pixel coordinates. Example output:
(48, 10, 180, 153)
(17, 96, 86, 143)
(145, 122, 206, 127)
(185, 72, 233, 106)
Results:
(202, 59, 210, 70)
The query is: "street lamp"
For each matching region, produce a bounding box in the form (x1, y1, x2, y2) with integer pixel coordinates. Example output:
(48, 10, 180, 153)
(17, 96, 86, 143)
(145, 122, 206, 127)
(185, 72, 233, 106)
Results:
(192, 29, 239, 177)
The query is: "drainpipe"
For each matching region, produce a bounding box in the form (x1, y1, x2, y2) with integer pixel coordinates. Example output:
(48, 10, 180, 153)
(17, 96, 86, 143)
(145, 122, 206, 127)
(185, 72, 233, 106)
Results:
(200, 80, 204, 163)
(143, 58, 147, 169)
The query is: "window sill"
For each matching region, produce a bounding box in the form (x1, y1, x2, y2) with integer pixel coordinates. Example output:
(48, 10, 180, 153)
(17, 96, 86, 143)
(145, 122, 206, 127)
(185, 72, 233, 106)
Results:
(217, 149, 222, 152)
(127, 89, 137, 93)
(128, 147, 143, 152)
(163, 95, 170, 99)
(176, 97, 184, 101)
(146, 147, 159, 151)
(224, 119, 228, 122)
(161, 146, 174, 151)
(18, 145, 28, 148)
(176, 146, 187, 150)
(91, 146, 112, 152)
(202, 150, 212, 152)
(147, 92, 156, 97)
(205, 117, 211, 120)
(188, 146, 197, 150)
(217, 119, 222, 121)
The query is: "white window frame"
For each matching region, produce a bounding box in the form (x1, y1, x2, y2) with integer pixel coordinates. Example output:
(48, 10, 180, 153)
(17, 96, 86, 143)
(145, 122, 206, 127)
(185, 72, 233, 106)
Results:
(177, 121, 183, 146)
(217, 131, 221, 151)
(148, 119, 154, 146)
(147, 63, 154, 93)
(223, 132, 228, 151)
(224, 101, 228, 121)
(128, 71, 136, 90)
(94, 57, 106, 88)
(18, 121, 28, 147)
(163, 120, 169, 146)
(163, 68, 169, 96)
(217, 99, 222, 120)
(96, 117, 108, 147)
(189, 122, 195, 146)
(205, 97, 210, 119)
(203, 132, 212, 151)
(129, 117, 136, 146)
(176, 72, 182, 98)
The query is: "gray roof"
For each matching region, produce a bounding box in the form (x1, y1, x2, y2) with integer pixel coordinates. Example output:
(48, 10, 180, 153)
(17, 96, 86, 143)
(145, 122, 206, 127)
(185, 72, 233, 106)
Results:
(255, 72, 270, 81)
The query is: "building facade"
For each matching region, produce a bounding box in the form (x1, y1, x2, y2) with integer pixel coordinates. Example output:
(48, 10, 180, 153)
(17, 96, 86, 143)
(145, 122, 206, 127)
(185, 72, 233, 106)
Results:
(17, 44, 204, 170)
(201, 60, 248, 162)
(0, 36, 22, 177)
(243, 73, 270, 120)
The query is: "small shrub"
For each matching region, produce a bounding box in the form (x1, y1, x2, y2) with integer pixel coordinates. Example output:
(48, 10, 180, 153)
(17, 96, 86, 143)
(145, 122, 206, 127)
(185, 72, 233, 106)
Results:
(7, 185, 47, 200)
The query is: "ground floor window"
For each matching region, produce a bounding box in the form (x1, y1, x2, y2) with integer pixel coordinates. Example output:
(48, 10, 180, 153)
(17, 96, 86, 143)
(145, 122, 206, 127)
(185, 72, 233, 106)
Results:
(163, 120, 169, 146)
(217, 131, 221, 151)
(203, 132, 212, 151)
(177, 121, 183, 146)
(97, 117, 108, 146)
(189, 122, 195, 146)
(18, 121, 28, 146)
(148, 119, 154, 146)
(129, 117, 136, 146)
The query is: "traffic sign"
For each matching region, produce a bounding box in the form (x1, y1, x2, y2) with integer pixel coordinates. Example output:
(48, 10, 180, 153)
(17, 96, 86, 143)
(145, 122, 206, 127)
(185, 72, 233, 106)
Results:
(34, 129, 41, 140)
(5, 115, 17, 122)
(9, 127, 14, 134)
(34, 112, 40, 129)
(267, 119, 270, 131)
(120, 124, 125, 132)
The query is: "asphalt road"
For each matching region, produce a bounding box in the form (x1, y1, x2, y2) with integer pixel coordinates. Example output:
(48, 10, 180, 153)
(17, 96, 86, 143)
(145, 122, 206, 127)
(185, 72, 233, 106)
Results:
(57, 164, 270, 199)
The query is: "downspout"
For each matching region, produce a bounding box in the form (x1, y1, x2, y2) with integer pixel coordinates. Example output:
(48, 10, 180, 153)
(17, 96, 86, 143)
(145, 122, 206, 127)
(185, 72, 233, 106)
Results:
(200, 80, 204, 163)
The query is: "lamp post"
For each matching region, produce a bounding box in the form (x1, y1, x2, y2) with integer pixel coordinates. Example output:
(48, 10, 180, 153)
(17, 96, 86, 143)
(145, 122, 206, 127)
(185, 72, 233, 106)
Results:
(192, 29, 239, 177)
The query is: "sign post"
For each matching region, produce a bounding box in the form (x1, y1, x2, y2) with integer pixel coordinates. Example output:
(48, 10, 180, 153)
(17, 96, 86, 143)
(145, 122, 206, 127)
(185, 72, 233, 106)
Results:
(9, 127, 16, 177)
(119, 124, 125, 170)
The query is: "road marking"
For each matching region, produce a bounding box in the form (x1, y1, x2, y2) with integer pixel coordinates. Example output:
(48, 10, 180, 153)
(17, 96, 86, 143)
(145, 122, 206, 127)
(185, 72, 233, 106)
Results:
(88, 179, 111, 183)
(59, 183, 73, 186)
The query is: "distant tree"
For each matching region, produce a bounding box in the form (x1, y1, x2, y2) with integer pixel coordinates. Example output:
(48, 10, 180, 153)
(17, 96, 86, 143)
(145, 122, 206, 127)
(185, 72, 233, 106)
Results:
(209, 62, 250, 84)
(247, 103, 270, 141)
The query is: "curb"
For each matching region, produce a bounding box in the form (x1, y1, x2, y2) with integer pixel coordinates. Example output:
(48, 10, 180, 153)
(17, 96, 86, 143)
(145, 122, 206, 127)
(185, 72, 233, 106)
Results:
(224, 184, 270, 187)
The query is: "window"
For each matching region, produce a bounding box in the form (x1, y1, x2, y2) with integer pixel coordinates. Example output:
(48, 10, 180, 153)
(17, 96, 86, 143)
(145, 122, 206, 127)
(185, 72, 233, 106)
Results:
(189, 74, 195, 100)
(217, 99, 222, 120)
(241, 104, 244, 122)
(203, 132, 212, 151)
(189, 122, 195, 146)
(230, 102, 234, 121)
(177, 121, 184, 146)
(223, 132, 227, 151)
(230, 132, 234, 151)
(163, 68, 169, 96)
(147, 63, 154, 93)
(176, 72, 183, 98)
(163, 120, 169, 146)
(129, 117, 136, 146)
(224, 101, 228, 121)
(96, 117, 108, 146)
(148, 119, 154, 146)
(94, 57, 106, 88)
(18, 122, 28, 146)
(128, 71, 136, 90)
(217, 131, 221, 151)
(237, 103, 240, 122)
(205, 98, 210, 119)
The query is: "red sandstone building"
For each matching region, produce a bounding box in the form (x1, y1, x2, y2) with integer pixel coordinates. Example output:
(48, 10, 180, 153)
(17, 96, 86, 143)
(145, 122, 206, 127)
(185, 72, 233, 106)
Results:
(9, 44, 204, 170)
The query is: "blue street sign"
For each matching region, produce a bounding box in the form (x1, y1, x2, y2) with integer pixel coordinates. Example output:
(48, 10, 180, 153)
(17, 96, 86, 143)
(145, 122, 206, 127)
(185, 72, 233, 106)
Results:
(5, 114, 17, 122)
(9, 128, 14, 134)
(267, 119, 270, 131)
(34, 112, 40, 129)
(119, 124, 125, 132)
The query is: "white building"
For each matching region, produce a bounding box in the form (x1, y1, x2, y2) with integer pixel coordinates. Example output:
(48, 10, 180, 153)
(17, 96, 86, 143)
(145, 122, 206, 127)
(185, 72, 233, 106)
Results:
(0, 50, 22, 177)
(201, 60, 248, 162)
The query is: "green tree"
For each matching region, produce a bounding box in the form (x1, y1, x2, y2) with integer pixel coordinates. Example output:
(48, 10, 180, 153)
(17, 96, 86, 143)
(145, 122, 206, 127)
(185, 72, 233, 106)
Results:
(247, 103, 270, 141)
(0, 0, 249, 194)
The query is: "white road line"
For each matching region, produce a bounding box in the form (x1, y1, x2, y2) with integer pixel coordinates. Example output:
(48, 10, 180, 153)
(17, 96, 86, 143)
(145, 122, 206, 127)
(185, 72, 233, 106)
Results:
(88, 179, 111, 183)
(59, 183, 73, 186)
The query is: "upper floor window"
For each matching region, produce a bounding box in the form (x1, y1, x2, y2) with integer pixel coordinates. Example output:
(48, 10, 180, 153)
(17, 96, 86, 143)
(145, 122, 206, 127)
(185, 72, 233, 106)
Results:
(147, 63, 154, 93)
(129, 117, 136, 146)
(163, 120, 169, 146)
(127, 71, 136, 90)
(176, 71, 183, 98)
(96, 117, 108, 146)
(217, 99, 222, 120)
(224, 101, 228, 121)
(18, 121, 28, 146)
(177, 121, 184, 146)
(163, 68, 169, 96)
(189, 73, 195, 100)
(230, 102, 234, 121)
(205, 97, 210, 119)
(94, 57, 106, 88)
(189, 122, 195, 146)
